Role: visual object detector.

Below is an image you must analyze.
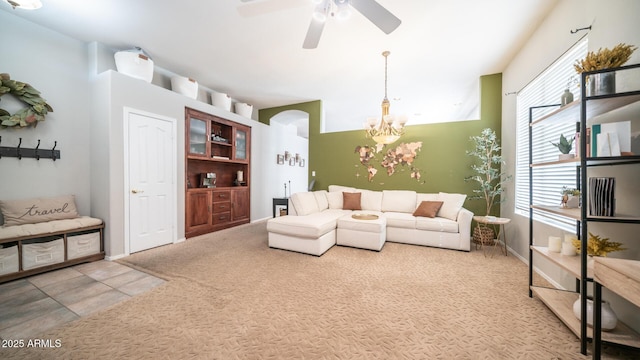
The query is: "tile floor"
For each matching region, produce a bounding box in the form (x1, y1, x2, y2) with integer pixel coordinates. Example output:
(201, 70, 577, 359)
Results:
(0, 260, 165, 340)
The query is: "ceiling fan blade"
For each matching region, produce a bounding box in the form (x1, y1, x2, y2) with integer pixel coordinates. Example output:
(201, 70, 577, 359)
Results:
(302, 17, 325, 49)
(237, 0, 307, 18)
(350, 0, 401, 34)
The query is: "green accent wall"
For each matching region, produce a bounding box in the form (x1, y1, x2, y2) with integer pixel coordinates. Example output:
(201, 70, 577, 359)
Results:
(259, 73, 503, 217)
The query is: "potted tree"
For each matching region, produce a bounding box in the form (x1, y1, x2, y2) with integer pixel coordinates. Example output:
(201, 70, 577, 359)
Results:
(550, 133, 574, 160)
(466, 128, 512, 246)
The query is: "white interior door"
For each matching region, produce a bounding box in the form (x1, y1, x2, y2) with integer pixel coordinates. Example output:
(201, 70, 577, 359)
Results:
(127, 110, 175, 253)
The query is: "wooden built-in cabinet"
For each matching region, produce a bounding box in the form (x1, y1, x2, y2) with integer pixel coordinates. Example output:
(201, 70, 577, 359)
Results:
(185, 107, 251, 238)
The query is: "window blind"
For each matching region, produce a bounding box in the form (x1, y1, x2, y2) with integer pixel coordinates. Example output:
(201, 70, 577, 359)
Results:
(515, 38, 588, 231)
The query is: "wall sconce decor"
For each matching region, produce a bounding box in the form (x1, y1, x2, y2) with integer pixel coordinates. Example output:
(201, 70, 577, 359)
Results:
(277, 154, 284, 165)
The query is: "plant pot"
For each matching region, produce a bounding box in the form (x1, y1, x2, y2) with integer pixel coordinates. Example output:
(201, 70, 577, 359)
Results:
(587, 72, 616, 97)
(170, 76, 198, 99)
(565, 195, 580, 208)
(558, 153, 575, 160)
(573, 296, 618, 331)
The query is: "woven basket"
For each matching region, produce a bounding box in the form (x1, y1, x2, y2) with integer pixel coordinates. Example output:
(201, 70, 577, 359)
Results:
(473, 226, 496, 246)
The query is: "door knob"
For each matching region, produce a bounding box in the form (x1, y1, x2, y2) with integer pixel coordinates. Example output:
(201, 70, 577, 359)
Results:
(131, 189, 144, 194)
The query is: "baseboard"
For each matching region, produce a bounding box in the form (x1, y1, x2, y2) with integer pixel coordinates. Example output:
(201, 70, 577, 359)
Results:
(508, 246, 564, 290)
(175, 237, 186, 244)
(105, 253, 128, 261)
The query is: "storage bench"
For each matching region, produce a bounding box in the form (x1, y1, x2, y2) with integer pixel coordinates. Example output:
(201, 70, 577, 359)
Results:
(0, 216, 104, 284)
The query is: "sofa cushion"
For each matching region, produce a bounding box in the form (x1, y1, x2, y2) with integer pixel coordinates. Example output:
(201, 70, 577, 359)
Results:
(413, 201, 443, 218)
(326, 192, 343, 209)
(382, 212, 416, 229)
(416, 217, 459, 233)
(381, 190, 417, 213)
(438, 192, 467, 221)
(290, 192, 320, 216)
(359, 190, 383, 211)
(267, 212, 342, 238)
(1, 195, 80, 227)
(314, 190, 329, 211)
(342, 192, 362, 210)
(416, 193, 440, 204)
(328, 185, 356, 193)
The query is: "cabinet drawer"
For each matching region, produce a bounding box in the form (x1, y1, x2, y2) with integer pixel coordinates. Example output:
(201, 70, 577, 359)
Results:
(67, 232, 101, 260)
(212, 212, 231, 224)
(212, 191, 231, 202)
(213, 202, 231, 214)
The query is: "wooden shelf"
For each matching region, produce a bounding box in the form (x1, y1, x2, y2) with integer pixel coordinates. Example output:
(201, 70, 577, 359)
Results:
(531, 205, 581, 220)
(531, 286, 640, 348)
(530, 93, 640, 127)
(530, 158, 580, 168)
(531, 246, 590, 279)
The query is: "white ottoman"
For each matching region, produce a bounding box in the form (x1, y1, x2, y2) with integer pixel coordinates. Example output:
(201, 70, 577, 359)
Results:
(337, 213, 386, 251)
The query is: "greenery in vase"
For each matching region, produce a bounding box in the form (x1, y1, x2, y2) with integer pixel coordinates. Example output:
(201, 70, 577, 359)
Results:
(550, 134, 574, 154)
(561, 186, 580, 196)
(572, 232, 626, 257)
(465, 128, 511, 216)
(574, 43, 637, 73)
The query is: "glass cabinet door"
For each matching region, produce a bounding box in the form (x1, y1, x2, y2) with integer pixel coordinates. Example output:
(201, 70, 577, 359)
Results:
(235, 129, 247, 160)
(188, 117, 207, 156)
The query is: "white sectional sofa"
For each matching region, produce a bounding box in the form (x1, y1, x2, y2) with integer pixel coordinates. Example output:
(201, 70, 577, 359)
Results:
(267, 185, 473, 256)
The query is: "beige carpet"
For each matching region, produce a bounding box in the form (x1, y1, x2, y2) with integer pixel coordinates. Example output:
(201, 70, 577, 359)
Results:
(3, 221, 638, 359)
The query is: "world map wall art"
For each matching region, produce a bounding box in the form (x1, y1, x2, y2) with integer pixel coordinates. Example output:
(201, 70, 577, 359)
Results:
(354, 142, 423, 183)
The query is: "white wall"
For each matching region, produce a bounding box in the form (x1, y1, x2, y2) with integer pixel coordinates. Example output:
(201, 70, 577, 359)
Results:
(501, 0, 640, 331)
(0, 11, 92, 217)
(2, 10, 277, 258)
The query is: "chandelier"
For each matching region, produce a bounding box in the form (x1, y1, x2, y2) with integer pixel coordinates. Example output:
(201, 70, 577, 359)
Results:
(365, 51, 407, 145)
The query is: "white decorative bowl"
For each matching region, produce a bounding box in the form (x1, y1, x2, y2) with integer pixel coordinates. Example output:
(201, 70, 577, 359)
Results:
(171, 76, 198, 99)
(234, 103, 253, 118)
(114, 51, 154, 83)
(212, 92, 232, 111)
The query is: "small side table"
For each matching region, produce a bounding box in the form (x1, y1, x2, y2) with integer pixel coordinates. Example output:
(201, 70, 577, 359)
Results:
(472, 216, 511, 257)
(272, 198, 288, 218)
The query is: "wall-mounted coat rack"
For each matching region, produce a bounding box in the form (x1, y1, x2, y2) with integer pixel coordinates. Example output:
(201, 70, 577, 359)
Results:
(0, 137, 61, 160)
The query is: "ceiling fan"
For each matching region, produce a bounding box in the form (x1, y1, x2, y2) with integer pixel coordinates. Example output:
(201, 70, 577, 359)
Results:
(239, 0, 401, 49)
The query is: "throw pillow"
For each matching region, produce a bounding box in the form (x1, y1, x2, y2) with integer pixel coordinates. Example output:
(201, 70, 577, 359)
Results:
(326, 192, 343, 209)
(342, 192, 362, 210)
(290, 192, 320, 216)
(437, 192, 467, 221)
(413, 201, 444, 218)
(0, 195, 80, 227)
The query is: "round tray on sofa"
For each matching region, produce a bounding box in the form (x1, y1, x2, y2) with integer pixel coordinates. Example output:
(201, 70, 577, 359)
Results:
(351, 214, 379, 220)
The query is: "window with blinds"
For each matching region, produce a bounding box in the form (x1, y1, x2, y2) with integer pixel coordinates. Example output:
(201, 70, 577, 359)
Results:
(515, 38, 588, 231)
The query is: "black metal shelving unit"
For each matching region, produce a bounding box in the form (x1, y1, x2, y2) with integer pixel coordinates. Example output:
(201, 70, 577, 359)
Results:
(528, 63, 640, 356)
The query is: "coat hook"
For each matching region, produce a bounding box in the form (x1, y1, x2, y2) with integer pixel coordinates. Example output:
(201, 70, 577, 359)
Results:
(570, 25, 591, 34)
(35, 139, 41, 160)
(51, 141, 57, 161)
(17, 138, 22, 160)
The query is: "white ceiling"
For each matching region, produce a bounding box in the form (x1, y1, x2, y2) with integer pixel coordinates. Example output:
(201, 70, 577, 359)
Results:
(2, 0, 558, 132)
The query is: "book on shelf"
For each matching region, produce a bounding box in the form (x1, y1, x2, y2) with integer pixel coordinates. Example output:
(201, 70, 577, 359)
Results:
(589, 177, 615, 217)
(589, 121, 631, 157)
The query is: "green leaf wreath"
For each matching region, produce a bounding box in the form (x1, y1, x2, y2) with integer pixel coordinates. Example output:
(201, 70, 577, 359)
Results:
(0, 73, 53, 128)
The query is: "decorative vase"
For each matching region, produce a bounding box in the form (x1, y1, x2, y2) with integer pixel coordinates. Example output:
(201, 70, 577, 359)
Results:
(587, 72, 616, 97)
(565, 195, 580, 208)
(114, 47, 154, 83)
(572, 296, 618, 331)
(560, 89, 574, 106)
